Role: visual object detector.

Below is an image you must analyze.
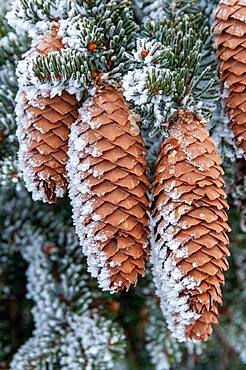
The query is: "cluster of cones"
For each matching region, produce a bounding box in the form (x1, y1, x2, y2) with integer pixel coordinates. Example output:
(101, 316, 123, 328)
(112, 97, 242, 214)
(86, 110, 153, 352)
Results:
(18, 26, 149, 293)
(17, 26, 230, 341)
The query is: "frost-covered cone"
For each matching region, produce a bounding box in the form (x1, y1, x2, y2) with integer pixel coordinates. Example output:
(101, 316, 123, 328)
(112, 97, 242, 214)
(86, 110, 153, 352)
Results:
(151, 109, 230, 341)
(213, 0, 246, 155)
(68, 86, 149, 292)
(17, 25, 79, 203)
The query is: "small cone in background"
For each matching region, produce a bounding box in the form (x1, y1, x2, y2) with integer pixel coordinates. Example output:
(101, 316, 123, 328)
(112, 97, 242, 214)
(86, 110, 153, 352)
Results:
(151, 109, 230, 341)
(68, 86, 149, 292)
(18, 25, 79, 203)
(213, 0, 246, 154)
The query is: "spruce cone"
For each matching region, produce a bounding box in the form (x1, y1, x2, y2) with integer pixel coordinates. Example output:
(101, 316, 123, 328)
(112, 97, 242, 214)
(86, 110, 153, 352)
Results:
(68, 86, 149, 292)
(213, 0, 246, 154)
(35, 25, 64, 55)
(17, 25, 79, 203)
(151, 110, 230, 341)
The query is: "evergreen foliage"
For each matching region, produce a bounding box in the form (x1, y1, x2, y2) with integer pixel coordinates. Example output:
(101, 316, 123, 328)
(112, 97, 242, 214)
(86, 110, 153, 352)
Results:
(123, 3, 218, 136)
(0, 0, 245, 369)
(16, 0, 138, 99)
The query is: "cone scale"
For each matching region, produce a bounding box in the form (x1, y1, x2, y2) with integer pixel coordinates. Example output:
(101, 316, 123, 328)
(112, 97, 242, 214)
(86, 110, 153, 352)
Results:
(67, 86, 149, 292)
(17, 25, 79, 203)
(151, 110, 230, 341)
(213, 0, 246, 154)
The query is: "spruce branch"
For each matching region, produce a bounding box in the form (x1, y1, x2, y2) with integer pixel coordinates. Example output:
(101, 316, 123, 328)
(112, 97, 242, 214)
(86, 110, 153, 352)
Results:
(64, 0, 139, 70)
(0, 65, 18, 140)
(24, 0, 138, 96)
(0, 5, 30, 187)
(123, 10, 219, 134)
(0, 18, 29, 65)
(137, 0, 200, 22)
(8, 0, 77, 24)
(0, 189, 126, 369)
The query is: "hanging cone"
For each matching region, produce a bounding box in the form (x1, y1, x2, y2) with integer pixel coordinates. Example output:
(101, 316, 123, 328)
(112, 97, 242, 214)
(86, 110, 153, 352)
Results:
(67, 86, 149, 292)
(17, 24, 79, 203)
(213, 0, 246, 154)
(151, 109, 230, 341)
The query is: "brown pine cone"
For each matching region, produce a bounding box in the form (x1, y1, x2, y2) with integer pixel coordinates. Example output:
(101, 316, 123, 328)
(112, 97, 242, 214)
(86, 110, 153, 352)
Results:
(67, 86, 149, 292)
(35, 25, 64, 55)
(151, 109, 230, 341)
(17, 25, 79, 203)
(213, 0, 246, 154)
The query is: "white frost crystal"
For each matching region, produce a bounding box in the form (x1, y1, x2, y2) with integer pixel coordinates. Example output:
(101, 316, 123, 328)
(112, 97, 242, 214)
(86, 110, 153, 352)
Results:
(7, 0, 82, 39)
(150, 199, 201, 342)
(150, 123, 205, 342)
(67, 100, 112, 292)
